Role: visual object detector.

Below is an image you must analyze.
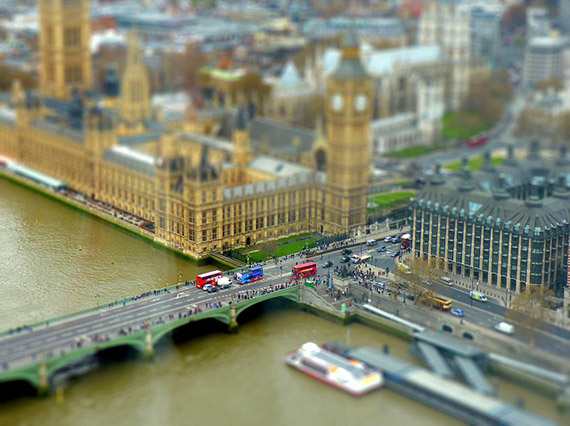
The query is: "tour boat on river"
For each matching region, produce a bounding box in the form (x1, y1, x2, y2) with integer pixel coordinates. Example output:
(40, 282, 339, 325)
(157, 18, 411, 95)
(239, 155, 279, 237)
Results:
(285, 342, 383, 396)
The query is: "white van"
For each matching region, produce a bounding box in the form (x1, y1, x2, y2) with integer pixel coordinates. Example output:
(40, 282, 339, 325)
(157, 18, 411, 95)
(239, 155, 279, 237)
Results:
(494, 322, 514, 335)
(217, 277, 232, 289)
(366, 239, 377, 246)
(441, 276, 453, 286)
(469, 290, 488, 302)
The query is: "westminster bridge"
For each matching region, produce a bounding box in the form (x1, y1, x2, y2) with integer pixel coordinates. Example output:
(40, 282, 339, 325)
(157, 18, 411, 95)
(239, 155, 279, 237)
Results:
(0, 279, 300, 395)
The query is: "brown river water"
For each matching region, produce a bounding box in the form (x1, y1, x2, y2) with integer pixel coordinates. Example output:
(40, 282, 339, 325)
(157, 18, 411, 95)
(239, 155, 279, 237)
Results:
(0, 178, 564, 425)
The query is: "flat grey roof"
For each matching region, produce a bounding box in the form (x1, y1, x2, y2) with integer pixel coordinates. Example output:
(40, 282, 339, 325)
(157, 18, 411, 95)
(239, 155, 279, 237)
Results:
(413, 331, 485, 358)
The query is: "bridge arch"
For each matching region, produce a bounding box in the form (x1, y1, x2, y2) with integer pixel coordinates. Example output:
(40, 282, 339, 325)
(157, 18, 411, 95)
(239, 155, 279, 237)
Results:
(0, 364, 41, 389)
(151, 310, 232, 347)
(234, 288, 299, 319)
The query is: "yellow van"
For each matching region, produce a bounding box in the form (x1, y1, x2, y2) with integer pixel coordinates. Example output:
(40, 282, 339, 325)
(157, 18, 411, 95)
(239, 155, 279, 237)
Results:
(469, 291, 487, 302)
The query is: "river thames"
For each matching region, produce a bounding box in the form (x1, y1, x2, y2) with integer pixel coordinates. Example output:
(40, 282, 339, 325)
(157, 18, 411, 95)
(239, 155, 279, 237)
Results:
(0, 178, 564, 425)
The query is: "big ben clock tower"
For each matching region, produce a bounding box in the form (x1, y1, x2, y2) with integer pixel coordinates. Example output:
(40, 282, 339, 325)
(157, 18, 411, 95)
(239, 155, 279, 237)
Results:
(39, 0, 92, 100)
(325, 26, 373, 234)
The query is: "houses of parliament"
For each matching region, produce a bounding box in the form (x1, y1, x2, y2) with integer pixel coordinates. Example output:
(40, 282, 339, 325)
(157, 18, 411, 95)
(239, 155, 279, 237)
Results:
(0, 0, 374, 259)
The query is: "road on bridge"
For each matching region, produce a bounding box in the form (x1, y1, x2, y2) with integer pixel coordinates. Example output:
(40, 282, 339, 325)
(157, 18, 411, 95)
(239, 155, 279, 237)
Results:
(0, 256, 304, 372)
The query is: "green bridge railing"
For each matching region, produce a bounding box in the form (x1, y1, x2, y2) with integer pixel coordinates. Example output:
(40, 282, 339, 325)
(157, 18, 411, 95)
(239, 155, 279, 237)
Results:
(0, 286, 300, 394)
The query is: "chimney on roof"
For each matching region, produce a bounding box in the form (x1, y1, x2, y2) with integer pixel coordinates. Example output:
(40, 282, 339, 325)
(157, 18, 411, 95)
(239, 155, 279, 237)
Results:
(527, 139, 541, 160)
(493, 173, 510, 200)
(552, 173, 570, 199)
(503, 144, 517, 166)
(555, 144, 569, 166)
(481, 150, 495, 172)
(525, 182, 543, 207)
(430, 162, 444, 185)
(459, 157, 475, 191)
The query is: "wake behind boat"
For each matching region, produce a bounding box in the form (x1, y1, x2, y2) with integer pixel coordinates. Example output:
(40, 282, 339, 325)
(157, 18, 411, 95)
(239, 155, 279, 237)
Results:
(285, 342, 383, 396)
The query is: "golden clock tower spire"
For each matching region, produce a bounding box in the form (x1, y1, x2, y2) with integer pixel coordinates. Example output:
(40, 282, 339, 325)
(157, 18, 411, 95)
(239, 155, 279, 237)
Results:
(324, 25, 373, 234)
(38, 0, 92, 99)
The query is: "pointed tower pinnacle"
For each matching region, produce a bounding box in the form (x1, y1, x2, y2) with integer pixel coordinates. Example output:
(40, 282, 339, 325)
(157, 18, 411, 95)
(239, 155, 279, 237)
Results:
(119, 28, 151, 132)
(331, 23, 367, 80)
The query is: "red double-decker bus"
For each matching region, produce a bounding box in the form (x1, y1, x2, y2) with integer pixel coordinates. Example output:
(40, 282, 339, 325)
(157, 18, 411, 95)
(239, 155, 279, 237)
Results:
(292, 262, 317, 280)
(195, 270, 223, 289)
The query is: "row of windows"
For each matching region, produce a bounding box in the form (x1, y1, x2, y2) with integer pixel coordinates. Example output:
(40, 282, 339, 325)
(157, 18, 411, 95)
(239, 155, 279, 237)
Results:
(64, 27, 81, 47)
(65, 65, 83, 84)
(415, 214, 569, 286)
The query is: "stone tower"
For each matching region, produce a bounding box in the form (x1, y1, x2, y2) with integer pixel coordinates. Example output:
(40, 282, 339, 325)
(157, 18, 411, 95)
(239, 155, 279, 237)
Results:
(119, 30, 151, 133)
(38, 0, 92, 99)
(324, 26, 373, 234)
(232, 107, 252, 167)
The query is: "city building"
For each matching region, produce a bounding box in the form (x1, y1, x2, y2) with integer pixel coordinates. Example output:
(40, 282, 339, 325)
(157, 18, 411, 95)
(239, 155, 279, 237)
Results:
(523, 37, 565, 89)
(417, 0, 471, 110)
(411, 144, 570, 295)
(321, 43, 446, 154)
(264, 60, 318, 127)
(561, 0, 570, 35)
(303, 16, 406, 45)
(469, 6, 500, 67)
(526, 7, 551, 40)
(0, 0, 374, 259)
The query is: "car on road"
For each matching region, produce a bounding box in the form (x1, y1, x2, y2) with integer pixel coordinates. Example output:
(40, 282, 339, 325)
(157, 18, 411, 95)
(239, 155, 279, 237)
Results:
(391, 251, 400, 257)
(494, 321, 514, 335)
(206, 285, 218, 293)
(341, 249, 352, 255)
(384, 236, 392, 242)
(322, 260, 333, 268)
(441, 276, 453, 286)
(405, 293, 415, 301)
(469, 291, 487, 302)
(422, 279, 432, 286)
(450, 308, 464, 317)
(203, 284, 214, 292)
(377, 246, 387, 252)
(341, 256, 350, 263)
(217, 277, 232, 289)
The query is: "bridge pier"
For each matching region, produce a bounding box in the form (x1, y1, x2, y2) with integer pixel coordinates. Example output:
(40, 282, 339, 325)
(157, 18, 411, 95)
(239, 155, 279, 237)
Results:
(38, 359, 50, 397)
(228, 305, 238, 334)
(144, 326, 154, 359)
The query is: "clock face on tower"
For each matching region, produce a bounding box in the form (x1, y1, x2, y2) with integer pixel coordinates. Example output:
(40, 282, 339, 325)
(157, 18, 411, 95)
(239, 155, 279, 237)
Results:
(331, 93, 344, 112)
(354, 94, 368, 113)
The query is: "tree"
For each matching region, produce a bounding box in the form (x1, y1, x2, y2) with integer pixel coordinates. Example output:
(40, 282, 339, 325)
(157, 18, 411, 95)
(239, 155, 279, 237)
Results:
(451, 68, 513, 138)
(394, 255, 444, 305)
(259, 240, 277, 258)
(515, 108, 560, 142)
(557, 112, 570, 142)
(536, 77, 564, 92)
(506, 284, 554, 348)
(501, 4, 527, 33)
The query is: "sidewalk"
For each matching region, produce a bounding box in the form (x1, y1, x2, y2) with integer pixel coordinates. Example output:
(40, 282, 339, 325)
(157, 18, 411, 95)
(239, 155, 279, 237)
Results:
(445, 274, 511, 306)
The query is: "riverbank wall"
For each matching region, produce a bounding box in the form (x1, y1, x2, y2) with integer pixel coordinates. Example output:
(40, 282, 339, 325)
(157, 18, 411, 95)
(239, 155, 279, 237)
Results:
(0, 168, 234, 269)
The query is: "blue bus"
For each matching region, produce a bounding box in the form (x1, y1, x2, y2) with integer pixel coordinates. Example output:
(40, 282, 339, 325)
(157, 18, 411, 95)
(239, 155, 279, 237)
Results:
(236, 265, 263, 284)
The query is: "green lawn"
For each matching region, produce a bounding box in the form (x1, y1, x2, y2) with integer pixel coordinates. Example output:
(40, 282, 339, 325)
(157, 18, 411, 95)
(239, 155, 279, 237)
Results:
(371, 191, 416, 206)
(386, 145, 444, 158)
(368, 191, 415, 213)
(240, 233, 317, 262)
(444, 156, 505, 172)
(247, 238, 318, 262)
(442, 112, 490, 140)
